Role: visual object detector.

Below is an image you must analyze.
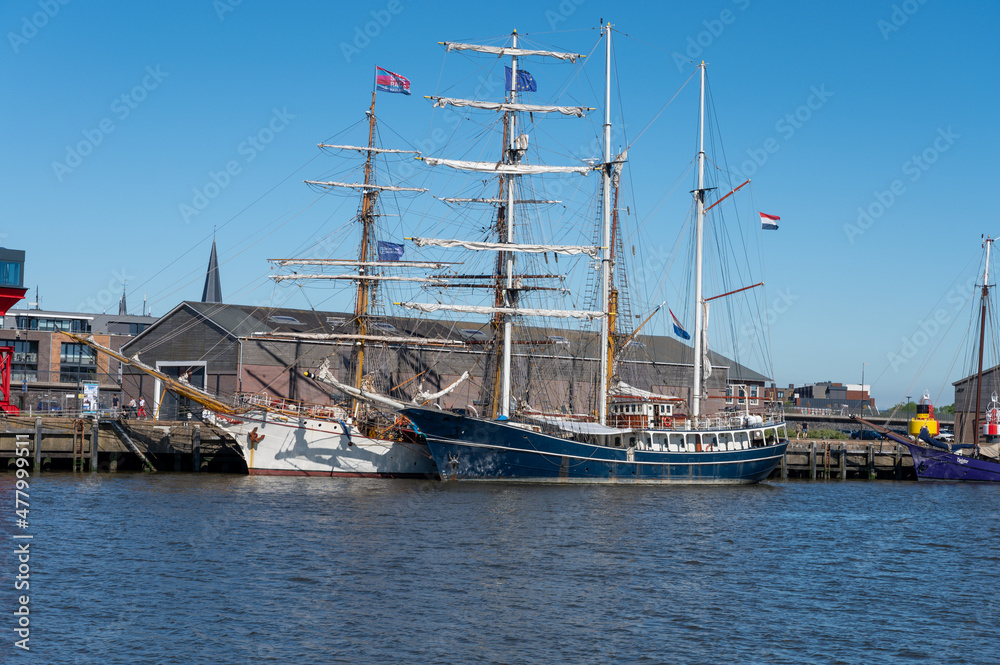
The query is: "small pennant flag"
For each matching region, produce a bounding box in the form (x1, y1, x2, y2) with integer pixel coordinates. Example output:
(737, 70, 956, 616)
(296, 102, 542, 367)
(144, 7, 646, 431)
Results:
(375, 67, 411, 95)
(760, 212, 780, 230)
(505, 66, 537, 92)
(669, 308, 691, 341)
(377, 241, 405, 262)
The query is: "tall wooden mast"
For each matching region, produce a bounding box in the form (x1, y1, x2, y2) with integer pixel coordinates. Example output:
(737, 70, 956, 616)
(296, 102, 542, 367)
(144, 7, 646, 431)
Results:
(350, 89, 380, 410)
(974, 237, 993, 447)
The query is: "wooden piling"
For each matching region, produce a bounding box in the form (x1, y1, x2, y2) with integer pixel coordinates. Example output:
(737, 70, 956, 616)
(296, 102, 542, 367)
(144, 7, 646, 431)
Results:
(809, 442, 817, 480)
(840, 443, 847, 480)
(90, 417, 99, 473)
(866, 444, 875, 479)
(34, 417, 41, 471)
(193, 425, 201, 473)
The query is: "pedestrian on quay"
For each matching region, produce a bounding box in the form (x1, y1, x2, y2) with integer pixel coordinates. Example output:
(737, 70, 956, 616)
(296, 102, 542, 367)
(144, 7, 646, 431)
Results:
(112, 394, 120, 416)
(127, 397, 137, 418)
(138, 397, 146, 418)
(802, 422, 809, 439)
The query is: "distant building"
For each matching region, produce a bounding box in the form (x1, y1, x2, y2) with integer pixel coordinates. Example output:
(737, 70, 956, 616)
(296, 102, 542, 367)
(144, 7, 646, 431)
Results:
(791, 381, 874, 413)
(953, 368, 1000, 442)
(0, 307, 157, 413)
(120, 301, 773, 421)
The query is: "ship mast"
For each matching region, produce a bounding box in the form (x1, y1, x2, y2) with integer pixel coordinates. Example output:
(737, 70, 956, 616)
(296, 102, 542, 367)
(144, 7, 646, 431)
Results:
(692, 62, 707, 420)
(350, 88, 380, 410)
(974, 237, 993, 447)
(498, 29, 520, 419)
(597, 23, 613, 426)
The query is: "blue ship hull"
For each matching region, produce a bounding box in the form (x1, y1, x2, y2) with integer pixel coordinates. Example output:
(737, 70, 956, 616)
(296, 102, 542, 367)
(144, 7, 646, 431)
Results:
(401, 407, 788, 484)
(900, 440, 1000, 482)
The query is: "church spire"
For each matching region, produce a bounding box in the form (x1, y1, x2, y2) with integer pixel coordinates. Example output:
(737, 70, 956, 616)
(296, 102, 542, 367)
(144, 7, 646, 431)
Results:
(118, 280, 128, 315)
(201, 237, 223, 303)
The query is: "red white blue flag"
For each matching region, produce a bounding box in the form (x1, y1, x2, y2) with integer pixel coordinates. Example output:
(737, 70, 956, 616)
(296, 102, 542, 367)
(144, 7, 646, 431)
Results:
(375, 67, 411, 95)
(759, 212, 780, 230)
(669, 308, 690, 340)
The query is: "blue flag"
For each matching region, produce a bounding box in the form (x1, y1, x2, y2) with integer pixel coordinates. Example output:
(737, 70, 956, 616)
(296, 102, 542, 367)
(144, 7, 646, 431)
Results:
(377, 241, 405, 262)
(505, 66, 537, 92)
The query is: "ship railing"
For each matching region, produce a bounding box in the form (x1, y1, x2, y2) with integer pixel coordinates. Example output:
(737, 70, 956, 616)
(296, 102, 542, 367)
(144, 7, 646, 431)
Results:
(233, 392, 346, 421)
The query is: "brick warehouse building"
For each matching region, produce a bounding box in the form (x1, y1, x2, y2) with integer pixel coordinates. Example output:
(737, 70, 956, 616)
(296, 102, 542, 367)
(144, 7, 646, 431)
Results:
(120, 301, 771, 421)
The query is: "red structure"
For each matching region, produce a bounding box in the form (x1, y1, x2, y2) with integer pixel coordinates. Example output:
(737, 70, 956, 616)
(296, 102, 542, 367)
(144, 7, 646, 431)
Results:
(0, 284, 28, 414)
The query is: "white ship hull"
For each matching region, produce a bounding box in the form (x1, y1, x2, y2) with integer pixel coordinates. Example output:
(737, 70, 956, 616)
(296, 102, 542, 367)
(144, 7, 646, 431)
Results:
(210, 410, 438, 477)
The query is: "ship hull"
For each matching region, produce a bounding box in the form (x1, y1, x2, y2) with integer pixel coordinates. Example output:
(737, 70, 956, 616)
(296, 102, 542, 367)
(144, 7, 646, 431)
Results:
(210, 411, 438, 478)
(401, 408, 787, 484)
(901, 440, 1000, 482)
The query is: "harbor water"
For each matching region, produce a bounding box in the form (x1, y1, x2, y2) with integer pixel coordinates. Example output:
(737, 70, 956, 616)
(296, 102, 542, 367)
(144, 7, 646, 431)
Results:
(5, 475, 1000, 664)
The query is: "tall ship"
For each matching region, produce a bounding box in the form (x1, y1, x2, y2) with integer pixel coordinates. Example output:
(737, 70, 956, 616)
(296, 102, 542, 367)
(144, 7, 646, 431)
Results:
(386, 24, 788, 483)
(67, 71, 458, 477)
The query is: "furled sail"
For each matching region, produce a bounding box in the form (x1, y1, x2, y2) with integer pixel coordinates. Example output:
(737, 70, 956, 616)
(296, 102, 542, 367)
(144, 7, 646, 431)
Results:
(427, 96, 591, 117)
(440, 198, 561, 205)
(270, 274, 446, 284)
(304, 180, 428, 192)
(440, 42, 583, 62)
(420, 157, 593, 176)
(701, 301, 712, 382)
(317, 144, 420, 154)
(269, 259, 454, 269)
(409, 237, 600, 259)
(396, 302, 605, 320)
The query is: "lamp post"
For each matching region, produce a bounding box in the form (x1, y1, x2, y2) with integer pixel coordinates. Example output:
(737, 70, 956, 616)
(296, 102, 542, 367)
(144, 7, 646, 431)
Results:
(860, 362, 867, 416)
(906, 394, 911, 424)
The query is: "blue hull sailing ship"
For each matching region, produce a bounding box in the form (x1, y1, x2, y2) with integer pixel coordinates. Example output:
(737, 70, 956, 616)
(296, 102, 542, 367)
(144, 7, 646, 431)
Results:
(394, 25, 788, 483)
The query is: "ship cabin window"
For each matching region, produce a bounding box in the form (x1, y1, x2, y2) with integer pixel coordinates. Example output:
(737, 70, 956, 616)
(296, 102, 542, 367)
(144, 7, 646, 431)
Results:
(613, 436, 621, 447)
(687, 433, 701, 450)
(703, 433, 718, 450)
(629, 436, 637, 448)
(719, 432, 734, 450)
(764, 428, 777, 446)
(777, 425, 787, 440)
(668, 433, 685, 452)
(737, 431, 750, 449)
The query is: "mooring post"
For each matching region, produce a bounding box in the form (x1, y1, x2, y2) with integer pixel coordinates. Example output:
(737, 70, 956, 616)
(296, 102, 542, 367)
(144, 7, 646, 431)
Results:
(809, 441, 817, 480)
(780, 450, 787, 480)
(90, 417, 99, 473)
(33, 417, 41, 471)
(840, 443, 847, 480)
(867, 444, 875, 479)
(192, 425, 201, 473)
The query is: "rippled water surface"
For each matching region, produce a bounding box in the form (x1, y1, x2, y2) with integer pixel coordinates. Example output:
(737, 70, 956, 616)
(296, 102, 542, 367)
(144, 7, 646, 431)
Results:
(4, 474, 999, 664)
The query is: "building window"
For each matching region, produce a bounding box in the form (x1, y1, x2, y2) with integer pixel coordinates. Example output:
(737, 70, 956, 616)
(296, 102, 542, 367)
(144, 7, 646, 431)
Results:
(726, 386, 734, 405)
(750, 385, 759, 406)
(59, 343, 97, 383)
(0, 261, 22, 287)
(16, 317, 91, 333)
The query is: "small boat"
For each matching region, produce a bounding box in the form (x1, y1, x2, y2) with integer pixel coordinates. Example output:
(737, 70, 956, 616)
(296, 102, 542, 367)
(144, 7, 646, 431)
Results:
(858, 237, 1000, 482)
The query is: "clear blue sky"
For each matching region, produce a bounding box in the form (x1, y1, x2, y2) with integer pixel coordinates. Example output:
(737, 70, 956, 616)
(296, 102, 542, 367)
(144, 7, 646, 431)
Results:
(3, 0, 998, 407)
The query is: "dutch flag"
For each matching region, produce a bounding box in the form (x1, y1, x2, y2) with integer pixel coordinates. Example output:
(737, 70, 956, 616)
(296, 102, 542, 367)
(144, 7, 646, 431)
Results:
(669, 309, 691, 341)
(760, 212, 780, 230)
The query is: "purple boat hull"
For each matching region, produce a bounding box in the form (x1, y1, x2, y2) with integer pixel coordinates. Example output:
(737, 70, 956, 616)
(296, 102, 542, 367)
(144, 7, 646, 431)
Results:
(900, 440, 1000, 482)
